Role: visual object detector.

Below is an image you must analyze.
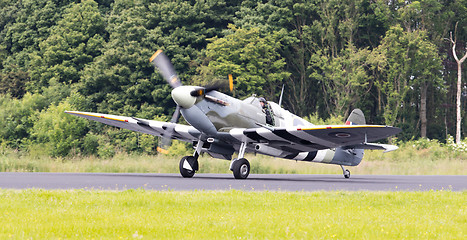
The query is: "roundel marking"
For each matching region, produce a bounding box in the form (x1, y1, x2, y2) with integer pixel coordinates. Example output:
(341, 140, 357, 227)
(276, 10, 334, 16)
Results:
(333, 132, 351, 138)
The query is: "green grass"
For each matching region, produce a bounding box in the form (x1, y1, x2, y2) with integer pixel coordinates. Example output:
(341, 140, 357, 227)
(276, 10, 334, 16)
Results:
(1, 141, 466, 175)
(0, 189, 465, 239)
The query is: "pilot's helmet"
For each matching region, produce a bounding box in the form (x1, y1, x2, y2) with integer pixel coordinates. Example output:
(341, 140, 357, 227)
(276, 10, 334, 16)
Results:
(258, 97, 267, 103)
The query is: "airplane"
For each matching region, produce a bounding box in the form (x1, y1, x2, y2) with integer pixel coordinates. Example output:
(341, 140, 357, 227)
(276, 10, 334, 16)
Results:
(66, 50, 401, 179)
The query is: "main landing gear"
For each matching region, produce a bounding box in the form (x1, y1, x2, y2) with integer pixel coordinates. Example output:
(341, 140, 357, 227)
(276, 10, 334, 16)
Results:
(179, 140, 203, 178)
(230, 142, 250, 179)
(231, 158, 250, 179)
(178, 139, 252, 179)
(179, 156, 198, 178)
(178, 139, 251, 179)
(340, 165, 350, 178)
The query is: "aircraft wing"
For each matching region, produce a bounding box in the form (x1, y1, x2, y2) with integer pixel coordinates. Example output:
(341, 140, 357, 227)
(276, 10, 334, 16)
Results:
(225, 125, 401, 153)
(66, 111, 400, 155)
(65, 111, 201, 142)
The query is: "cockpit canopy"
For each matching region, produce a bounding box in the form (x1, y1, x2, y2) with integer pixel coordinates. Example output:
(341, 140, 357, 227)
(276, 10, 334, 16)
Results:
(242, 96, 263, 108)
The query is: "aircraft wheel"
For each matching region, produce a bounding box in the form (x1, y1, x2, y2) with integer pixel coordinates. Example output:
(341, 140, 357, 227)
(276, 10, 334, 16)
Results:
(179, 156, 197, 178)
(232, 158, 250, 179)
(344, 169, 350, 179)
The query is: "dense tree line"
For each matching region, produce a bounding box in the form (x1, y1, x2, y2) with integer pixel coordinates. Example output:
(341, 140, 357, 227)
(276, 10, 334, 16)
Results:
(0, 0, 466, 157)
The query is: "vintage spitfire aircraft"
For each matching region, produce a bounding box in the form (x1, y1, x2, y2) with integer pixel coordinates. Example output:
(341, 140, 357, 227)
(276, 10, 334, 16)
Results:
(66, 50, 401, 179)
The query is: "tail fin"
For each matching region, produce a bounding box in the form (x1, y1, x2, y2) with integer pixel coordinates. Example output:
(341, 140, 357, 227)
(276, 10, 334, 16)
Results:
(346, 109, 365, 125)
(347, 109, 399, 153)
(329, 109, 366, 166)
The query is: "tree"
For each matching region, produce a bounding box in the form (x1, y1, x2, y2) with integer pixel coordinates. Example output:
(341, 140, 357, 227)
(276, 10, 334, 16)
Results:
(370, 25, 442, 138)
(79, 0, 164, 118)
(312, 44, 371, 118)
(233, 0, 322, 116)
(0, 93, 47, 149)
(31, 99, 88, 157)
(147, 0, 239, 80)
(449, 22, 467, 143)
(0, 68, 29, 98)
(0, 0, 63, 91)
(29, 0, 105, 90)
(204, 25, 290, 99)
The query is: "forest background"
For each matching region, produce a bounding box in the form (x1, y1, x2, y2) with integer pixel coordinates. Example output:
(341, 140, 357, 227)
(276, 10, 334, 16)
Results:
(0, 0, 466, 158)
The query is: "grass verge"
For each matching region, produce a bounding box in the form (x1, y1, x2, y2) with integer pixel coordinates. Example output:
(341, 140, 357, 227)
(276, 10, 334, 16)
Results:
(1, 151, 466, 175)
(0, 189, 465, 239)
(1, 140, 466, 175)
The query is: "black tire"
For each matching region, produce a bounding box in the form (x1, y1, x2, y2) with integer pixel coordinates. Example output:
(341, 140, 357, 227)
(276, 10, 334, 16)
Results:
(344, 169, 350, 179)
(179, 156, 197, 178)
(231, 158, 250, 179)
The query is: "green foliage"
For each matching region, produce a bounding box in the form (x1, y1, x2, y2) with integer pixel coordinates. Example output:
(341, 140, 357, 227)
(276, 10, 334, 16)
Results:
(31, 99, 89, 157)
(82, 133, 99, 156)
(0, 0, 466, 157)
(29, 0, 105, 90)
(304, 113, 345, 125)
(369, 25, 443, 127)
(1, 0, 60, 54)
(0, 68, 29, 98)
(0, 93, 47, 149)
(312, 45, 371, 117)
(205, 25, 290, 99)
(97, 139, 116, 159)
(79, 0, 159, 115)
(166, 140, 191, 157)
(410, 137, 441, 150)
(446, 135, 467, 153)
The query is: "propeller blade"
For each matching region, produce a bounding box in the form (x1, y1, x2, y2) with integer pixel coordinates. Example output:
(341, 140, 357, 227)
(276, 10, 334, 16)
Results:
(204, 81, 227, 92)
(228, 74, 234, 92)
(149, 50, 183, 154)
(157, 105, 181, 154)
(150, 50, 182, 88)
(190, 88, 205, 97)
(189, 81, 229, 97)
(170, 105, 181, 123)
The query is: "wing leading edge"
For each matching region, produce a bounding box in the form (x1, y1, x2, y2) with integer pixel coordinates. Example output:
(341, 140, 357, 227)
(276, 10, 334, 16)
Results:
(65, 111, 200, 142)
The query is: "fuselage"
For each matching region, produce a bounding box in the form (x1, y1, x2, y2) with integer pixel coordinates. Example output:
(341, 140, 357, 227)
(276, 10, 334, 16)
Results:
(182, 89, 363, 167)
(194, 90, 313, 131)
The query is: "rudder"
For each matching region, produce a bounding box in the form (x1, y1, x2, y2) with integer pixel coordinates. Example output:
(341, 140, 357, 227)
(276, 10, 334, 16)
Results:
(346, 109, 366, 125)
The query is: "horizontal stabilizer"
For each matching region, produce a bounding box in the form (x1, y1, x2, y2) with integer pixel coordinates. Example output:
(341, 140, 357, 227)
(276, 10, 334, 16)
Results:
(348, 143, 399, 153)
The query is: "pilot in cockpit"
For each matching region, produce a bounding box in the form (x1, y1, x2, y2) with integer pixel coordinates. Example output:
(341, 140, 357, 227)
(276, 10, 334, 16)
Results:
(259, 97, 275, 126)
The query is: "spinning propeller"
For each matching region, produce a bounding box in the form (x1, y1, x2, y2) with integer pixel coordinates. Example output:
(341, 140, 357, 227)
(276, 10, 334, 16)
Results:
(149, 50, 181, 153)
(149, 50, 232, 153)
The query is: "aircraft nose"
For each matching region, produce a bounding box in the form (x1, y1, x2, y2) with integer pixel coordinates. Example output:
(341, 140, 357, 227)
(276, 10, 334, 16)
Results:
(171, 86, 197, 109)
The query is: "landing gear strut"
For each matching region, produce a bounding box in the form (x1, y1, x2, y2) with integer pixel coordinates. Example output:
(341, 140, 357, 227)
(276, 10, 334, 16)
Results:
(230, 142, 250, 179)
(340, 165, 350, 178)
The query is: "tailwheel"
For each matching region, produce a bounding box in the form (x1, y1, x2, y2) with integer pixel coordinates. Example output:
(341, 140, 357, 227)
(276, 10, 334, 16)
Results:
(231, 158, 250, 179)
(344, 169, 350, 178)
(179, 156, 198, 178)
(341, 165, 350, 179)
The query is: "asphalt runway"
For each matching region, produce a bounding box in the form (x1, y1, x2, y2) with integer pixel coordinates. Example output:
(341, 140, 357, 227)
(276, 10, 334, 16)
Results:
(0, 172, 466, 191)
